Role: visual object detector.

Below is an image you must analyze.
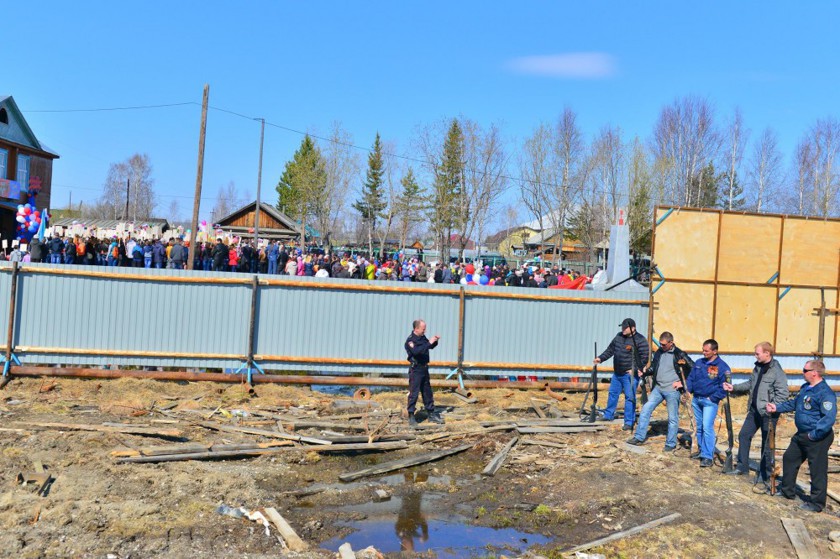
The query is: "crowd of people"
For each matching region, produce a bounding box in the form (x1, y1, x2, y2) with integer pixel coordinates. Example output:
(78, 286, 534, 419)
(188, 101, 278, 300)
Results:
(4, 235, 593, 287)
(595, 320, 837, 514)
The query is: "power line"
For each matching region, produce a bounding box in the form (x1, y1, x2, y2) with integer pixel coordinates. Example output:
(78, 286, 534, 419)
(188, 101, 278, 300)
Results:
(25, 102, 197, 113)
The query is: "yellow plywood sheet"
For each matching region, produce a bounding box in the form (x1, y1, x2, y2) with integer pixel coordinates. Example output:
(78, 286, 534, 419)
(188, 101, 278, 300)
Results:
(652, 282, 714, 352)
(779, 219, 840, 287)
(776, 288, 838, 354)
(717, 214, 782, 284)
(714, 285, 777, 354)
(654, 209, 718, 281)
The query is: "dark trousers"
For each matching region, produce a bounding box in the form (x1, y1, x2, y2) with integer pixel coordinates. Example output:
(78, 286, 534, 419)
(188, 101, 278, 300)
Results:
(737, 408, 777, 478)
(407, 366, 434, 415)
(781, 431, 834, 509)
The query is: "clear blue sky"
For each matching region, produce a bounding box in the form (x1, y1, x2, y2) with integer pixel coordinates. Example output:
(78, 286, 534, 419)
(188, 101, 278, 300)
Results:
(7, 1, 840, 224)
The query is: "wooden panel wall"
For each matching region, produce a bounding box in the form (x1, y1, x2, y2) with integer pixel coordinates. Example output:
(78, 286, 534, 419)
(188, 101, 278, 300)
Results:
(652, 207, 840, 356)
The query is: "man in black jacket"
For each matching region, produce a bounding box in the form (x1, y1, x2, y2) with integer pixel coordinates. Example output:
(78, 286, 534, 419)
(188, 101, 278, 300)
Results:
(627, 331, 693, 450)
(405, 319, 443, 427)
(595, 318, 650, 430)
(212, 238, 229, 271)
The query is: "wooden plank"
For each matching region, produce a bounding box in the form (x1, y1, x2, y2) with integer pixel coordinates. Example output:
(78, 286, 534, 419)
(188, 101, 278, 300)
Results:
(21, 421, 182, 439)
(263, 507, 308, 551)
(319, 434, 416, 444)
(780, 219, 840, 287)
(339, 444, 473, 482)
(652, 281, 715, 352)
(516, 426, 605, 434)
(197, 421, 331, 445)
(781, 517, 820, 559)
(714, 285, 777, 354)
(717, 214, 782, 283)
(564, 513, 682, 555)
(116, 441, 407, 463)
(530, 399, 547, 418)
(654, 209, 719, 280)
(777, 288, 838, 354)
(520, 439, 567, 450)
(480, 419, 602, 427)
(111, 441, 292, 458)
(482, 436, 519, 476)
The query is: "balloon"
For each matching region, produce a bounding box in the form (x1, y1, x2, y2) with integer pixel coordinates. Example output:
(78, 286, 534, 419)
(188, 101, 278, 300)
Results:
(33, 211, 40, 218)
(17, 205, 23, 212)
(23, 208, 31, 215)
(16, 216, 25, 223)
(24, 203, 31, 210)
(479, 275, 489, 285)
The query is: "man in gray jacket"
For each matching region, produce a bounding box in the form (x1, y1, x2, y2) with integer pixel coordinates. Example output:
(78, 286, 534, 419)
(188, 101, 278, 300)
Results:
(723, 341, 789, 481)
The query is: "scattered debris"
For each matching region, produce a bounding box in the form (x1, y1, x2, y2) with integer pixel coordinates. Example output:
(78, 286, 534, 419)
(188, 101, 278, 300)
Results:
(781, 517, 820, 559)
(264, 507, 308, 551)
(19, 421, 183, 439)
(483, 436, 519, 477)
(339, 444, 473, 482)
(372, 489, 391, 502)
(563, 512, 682, 555)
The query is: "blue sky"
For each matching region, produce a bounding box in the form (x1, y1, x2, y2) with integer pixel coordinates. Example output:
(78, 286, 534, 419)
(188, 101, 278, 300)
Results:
(7, 1, 839, 224)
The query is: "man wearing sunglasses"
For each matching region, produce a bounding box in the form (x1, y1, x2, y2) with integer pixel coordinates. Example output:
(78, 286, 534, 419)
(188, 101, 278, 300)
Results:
(766, 360, 836, 512)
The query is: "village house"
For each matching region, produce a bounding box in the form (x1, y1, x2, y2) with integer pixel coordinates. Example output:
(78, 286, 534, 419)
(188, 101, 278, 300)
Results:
(0, 96, 59, 241)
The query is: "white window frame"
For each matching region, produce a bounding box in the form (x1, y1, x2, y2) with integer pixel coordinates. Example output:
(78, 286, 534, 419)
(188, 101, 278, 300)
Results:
(0, 149, 7, 180)
(17, 154, 30, 189)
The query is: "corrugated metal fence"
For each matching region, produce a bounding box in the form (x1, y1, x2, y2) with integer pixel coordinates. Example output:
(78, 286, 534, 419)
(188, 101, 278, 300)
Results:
(0, 263, 649, 378)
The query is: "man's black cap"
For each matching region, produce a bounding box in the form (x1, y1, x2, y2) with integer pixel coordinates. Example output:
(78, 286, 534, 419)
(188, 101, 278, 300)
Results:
(620, 318, 636, 329)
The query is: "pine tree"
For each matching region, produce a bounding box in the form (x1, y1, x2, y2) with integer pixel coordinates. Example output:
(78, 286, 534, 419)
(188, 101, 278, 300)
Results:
(276, 135, 327, 248)
(430, 120, 464, 261)
(719, 171, 746, 210)
(353, 133, 387, 257)
(395, 167, 426, 251)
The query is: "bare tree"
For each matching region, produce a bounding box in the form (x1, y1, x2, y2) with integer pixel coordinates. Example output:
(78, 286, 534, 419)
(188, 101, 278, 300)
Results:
(590, 125, 626, 223)
(94, 153, 156, 221)
(319, 122, 359, 249)
(789, 138, 815, 215)
(626, 138, 654, 255)
(746, 128, 784, 213)
(457, 119, 508, 260)
(546, 107, 586, 264)
(167, 198, 182, 223)
(210, 181, 244, 224)
(651, 96, 721, 206)
(810, 118, 840, 217)
(518, 123, 555, 258)
(722, 108, 749, 210)
(375, 140, 400, 259)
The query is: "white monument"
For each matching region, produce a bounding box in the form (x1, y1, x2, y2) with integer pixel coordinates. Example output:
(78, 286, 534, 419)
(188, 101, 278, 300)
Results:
(590, 209, 646, 291)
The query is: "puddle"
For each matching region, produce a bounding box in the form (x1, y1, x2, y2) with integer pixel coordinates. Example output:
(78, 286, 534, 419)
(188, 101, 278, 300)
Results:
(320, 517, 550, 556)
(320, 486, 550, 556)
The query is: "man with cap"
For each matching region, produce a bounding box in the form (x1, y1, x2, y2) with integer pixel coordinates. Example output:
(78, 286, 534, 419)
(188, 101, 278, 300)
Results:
(405, 319, 443, 427)
(766, 360, 836, 512)
(595, 318, 650, 430)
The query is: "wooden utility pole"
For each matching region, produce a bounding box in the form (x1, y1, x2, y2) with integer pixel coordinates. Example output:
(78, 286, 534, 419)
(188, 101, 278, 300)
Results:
(254, 118, 265, 244)
(187, 84, 209, 270)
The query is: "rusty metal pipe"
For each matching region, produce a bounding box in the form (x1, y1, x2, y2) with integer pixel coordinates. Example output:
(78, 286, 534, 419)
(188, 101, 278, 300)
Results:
(8, 366, 591, 390)
(544, 382, 567, 401)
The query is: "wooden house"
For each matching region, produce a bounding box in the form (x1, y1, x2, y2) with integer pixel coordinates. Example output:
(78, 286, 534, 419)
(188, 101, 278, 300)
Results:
(0, 96, 59, 240)
(216, 201, 301, 241)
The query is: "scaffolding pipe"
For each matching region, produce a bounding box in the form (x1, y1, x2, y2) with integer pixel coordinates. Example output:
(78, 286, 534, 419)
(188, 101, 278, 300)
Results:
(7, 366, 591, 390)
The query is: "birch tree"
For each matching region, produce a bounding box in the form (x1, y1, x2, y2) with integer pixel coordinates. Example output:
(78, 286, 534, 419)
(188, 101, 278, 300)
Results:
(722, 108, 748, 210)
(319, 122, 358, 249)
(96, 153, 157, 221)
(547, 107, 586, 263)
(518, 123, 554, 257)
(746, 128, 784, 213)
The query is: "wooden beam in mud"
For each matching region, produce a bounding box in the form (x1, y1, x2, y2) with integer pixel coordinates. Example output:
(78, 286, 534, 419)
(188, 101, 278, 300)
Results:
(563, 512, 682, 555)
(338, 444, 473, 482)
(482, 436, 519, 476)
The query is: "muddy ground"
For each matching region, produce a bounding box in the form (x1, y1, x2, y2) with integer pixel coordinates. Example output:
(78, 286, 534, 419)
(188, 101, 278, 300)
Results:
(0, 376, 838, 558)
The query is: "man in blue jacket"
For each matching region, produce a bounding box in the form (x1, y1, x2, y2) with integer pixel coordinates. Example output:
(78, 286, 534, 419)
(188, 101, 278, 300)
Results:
(767, 360, 836, 513)
(595, 318, 650, 430)
(686, 339, 730, 467)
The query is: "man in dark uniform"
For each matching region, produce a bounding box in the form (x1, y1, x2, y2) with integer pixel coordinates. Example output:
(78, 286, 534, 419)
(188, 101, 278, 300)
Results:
(595, 318, 650, 430)
(405, 319, 443, 427)
(767, 360, 836, 512)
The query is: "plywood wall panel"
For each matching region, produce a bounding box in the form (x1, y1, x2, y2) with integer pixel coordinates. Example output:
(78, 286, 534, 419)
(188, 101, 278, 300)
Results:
(652, 282, 714, 352)
(717, 214, 782, 284)
(714, 285, 777, 353)
(779, 220, 840, 287)
(775, 288, 838, 354)
(654, 209, 718, 281)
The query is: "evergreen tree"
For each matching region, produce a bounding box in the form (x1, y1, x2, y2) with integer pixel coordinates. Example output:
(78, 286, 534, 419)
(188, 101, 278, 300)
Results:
(626, 140, 653, 255)
(394, 167, 426, 251)
(276, 135, 327, 247)
(719, 171, 746, 210)
(690, 162, 723, 208)
(429, 120, 464, 261)
(353, 133, 387, 257)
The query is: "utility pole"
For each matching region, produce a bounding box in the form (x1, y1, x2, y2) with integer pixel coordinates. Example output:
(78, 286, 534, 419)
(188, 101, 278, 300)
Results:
(68, 191, 72, 213)
(254, 118, 265, 245)
(124, 178, 130, 222)
(188, 84, 209, 270)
